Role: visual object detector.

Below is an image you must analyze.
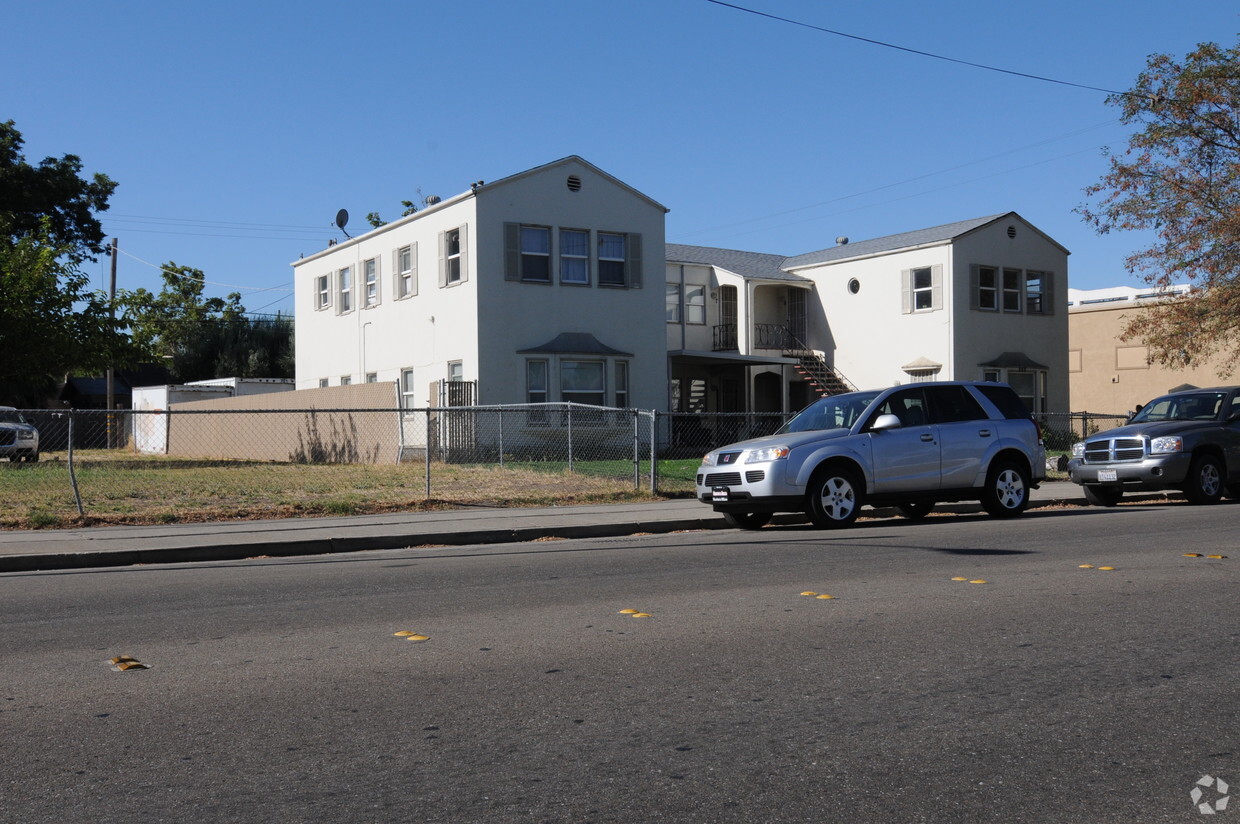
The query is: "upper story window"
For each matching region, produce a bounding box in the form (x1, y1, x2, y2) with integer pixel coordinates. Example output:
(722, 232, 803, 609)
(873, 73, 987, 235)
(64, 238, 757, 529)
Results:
(395, 244, 416, 299)
(1026, 271, 1046, 314)
(977, 266, 998, 311)
(440, 226, 468, 287)
(685, 284, 706, 324)
(520, 226, 551, 282)
(560, 229, 589, 285)
(598, 233, 626, 286)
(363, 257, 380, 307)
(665, 283, 681, 323)
(337, 266, 352, 313)
(316, 274, 331, 310)
(902, 265, 942, 313)
(1002, 268, 1022, 312)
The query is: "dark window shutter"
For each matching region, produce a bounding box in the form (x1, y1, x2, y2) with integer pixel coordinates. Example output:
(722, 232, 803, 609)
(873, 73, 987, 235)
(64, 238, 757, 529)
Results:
(968, 265, 980, 310)
(626, 233, 642, 288)
(504, 223, 520, 281)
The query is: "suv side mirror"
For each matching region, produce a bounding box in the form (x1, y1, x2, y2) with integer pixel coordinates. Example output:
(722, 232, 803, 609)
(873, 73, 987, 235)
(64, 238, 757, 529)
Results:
(871, 413, 902, 432)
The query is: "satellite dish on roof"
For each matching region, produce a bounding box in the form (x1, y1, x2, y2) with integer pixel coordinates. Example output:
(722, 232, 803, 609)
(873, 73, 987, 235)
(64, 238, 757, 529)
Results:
(335, 209, 351, 238)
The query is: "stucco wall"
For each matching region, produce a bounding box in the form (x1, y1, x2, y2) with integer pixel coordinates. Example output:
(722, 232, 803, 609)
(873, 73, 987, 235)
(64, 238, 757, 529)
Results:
(165, 383, 402, 463)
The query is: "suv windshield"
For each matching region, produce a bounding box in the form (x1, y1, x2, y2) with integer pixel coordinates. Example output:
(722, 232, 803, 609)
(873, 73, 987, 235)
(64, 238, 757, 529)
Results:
(1130, 392, 1226, 423)
(778, 391, 882, 434)
(0, 409, 27, 425)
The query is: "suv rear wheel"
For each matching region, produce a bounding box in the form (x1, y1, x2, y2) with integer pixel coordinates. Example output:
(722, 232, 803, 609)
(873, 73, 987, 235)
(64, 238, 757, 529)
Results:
(981, 459, 1029, 518)
(1184, 454, 1224, 504)
(896, 501, 934, 520)
(806, 465, 862, 529)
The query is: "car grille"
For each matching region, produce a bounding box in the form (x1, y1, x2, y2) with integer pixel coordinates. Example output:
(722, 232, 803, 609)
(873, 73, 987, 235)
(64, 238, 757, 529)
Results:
(1082, 437, 1145, 463)
(745, 471, 765, 483)
(704, 472, 743, 487)
(0, 432, 13, 447)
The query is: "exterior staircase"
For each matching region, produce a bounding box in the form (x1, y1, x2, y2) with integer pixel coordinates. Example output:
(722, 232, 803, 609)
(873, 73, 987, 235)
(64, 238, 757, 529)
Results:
(793, 352, 855, 398)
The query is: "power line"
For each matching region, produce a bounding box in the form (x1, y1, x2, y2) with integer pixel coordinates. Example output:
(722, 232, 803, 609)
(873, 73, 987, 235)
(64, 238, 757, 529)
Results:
(115, 247, 293, 294)
(703, 0, 1132, 97)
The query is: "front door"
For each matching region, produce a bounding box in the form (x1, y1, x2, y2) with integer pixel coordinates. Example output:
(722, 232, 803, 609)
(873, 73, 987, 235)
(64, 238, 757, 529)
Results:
(868, 388, 940, 494)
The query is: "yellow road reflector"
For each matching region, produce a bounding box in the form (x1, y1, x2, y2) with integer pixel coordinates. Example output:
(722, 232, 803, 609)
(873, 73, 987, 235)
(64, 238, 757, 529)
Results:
(815, 594, 835, 600)
(1207, 555, 1227, 559)
(1097, 566, 1116, 571)
(1078, 564, 1095, 569)
(1183, 553, 1204, 557)
(631, 612, 653, 618)
(108, 655, 150, 671)
(969, 579, 988, 584)
(951, 577, 969, 581)
(618, 609, 640, 614)
(800, 591, 818, 596)
(405, 634, 430, 642)
(394, 630, 416, 637)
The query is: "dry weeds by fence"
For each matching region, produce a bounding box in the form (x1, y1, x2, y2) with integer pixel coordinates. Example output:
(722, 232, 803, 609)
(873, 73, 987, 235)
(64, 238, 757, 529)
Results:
(0, 407, 1121, 529)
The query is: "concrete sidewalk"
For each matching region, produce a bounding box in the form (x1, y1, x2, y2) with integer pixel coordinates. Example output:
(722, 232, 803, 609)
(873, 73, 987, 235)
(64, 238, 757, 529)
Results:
(0, 482, 1177, 573)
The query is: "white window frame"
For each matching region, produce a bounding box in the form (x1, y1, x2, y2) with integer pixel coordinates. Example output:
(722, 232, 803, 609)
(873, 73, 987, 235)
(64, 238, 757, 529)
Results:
(665, 283, 682, 323)
(440, 226, 468, 287)
(977, 266, 998, 311)
(615, 361, 629, 409)
(598, 232, 626, 287)
(1025, 270, 1046, 314)
(316, 274, 331, 311)
(395, 244, 417, 299)
(318, 377, 329, 388)
(1002, 268, 1023, 313)
(365, 372, 378, 384)
(400, 368, 416, 409)
(447, 361, 464, 382)
(685, 284, 706, 325)
(337, 266, 352, 314)
(560, 360, 606, 406)
(340, 375, 351, 386)
(559, 229, 589, 285)
(519, 225, 551, 283)
(363, 257, 380, 307)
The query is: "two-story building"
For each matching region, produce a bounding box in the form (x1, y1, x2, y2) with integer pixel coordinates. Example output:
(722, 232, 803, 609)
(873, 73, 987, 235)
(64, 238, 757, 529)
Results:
(666, 213, 1070, 416)
(293, 156, 668, 413)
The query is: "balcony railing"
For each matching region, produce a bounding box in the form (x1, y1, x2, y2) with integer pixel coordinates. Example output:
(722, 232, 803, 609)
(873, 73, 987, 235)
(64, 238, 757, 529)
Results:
(753, 323, 794, 350)
(712, 324, 738, 351)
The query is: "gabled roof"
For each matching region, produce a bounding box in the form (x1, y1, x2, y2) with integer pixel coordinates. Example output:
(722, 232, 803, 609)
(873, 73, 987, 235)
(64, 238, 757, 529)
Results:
(783, 214, 1010, 270)
(666, 244, 808, 283)
(480, 155, 669, 213)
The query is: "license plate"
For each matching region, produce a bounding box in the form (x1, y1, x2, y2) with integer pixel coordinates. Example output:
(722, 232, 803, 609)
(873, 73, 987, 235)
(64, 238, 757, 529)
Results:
(712, 486, 730, 502)
(1097, 470, 1117, 482)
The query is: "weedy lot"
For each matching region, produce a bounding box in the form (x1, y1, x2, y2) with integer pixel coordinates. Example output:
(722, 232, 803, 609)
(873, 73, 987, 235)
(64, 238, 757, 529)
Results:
(0, 452, 704, 529)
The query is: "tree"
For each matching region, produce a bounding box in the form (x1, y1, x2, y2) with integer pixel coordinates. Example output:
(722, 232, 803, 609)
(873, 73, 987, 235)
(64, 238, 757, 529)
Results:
(0, 120, 117, 264)
(0, 227, 142, 404)
(122, 262, 293, 382)
(1079, 40, 1240, 376)
(366, 197, 420, 229)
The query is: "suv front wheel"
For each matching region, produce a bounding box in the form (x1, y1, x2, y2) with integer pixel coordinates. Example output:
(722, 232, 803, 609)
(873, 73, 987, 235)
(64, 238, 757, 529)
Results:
(807, 465, 862, 529)
(981, 459, 1030, 518)
(1184, 454, 1224, 504)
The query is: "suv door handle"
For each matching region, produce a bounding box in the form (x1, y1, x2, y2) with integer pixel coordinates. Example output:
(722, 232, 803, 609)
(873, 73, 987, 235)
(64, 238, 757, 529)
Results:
(920, 433, 935, 442)
(978, 429, 992, 437)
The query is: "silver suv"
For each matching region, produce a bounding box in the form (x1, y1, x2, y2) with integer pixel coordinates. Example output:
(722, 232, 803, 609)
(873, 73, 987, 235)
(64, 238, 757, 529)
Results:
(1067, 386, 1240, 506)
(0, 407, 39, 462)
(696, 382, 1046, 529)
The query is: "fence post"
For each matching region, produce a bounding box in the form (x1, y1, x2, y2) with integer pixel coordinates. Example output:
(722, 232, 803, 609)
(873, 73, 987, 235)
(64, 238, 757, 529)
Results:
(424, 408, 431, 498)
(649, 410, 658, 494)
(632, 409, 639, 489)
(67, 410, 84, 516)
(498, 407, 505, 468)
(567, 404, 574, 473)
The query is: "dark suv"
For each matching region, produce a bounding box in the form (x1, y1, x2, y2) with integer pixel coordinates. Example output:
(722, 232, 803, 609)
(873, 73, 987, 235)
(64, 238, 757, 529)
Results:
(1068, 386, 1240, 506)
(696, 381, 1046, 529)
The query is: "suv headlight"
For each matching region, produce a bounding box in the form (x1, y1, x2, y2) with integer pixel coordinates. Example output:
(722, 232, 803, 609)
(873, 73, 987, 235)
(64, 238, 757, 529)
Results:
(17, 431, 34, 441)
(1071, 441, 1085, 459)
(1150, 436, 1183, 454)
(746, 446, 790, 463)
(701, 452, 716, 467)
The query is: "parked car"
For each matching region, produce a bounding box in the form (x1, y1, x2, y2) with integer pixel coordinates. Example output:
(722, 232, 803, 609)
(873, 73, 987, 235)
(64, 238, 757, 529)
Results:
(1067, 386, 1240, 506)
(695, 381, 1046, 529)
(0, 407, 39, 462)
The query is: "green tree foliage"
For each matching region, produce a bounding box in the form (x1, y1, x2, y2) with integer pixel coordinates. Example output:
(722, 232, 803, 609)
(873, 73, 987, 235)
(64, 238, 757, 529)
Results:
(1080, 40, 1240, 376)
(0, 228, 141, 404)
(365, 199, 419, 229)
(0, 120, 117, 264)
(122, 262, 293, 382)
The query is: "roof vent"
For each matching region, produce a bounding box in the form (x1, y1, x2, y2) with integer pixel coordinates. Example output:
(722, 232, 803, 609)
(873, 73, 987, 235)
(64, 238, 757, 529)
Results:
(1007, 225, 1017, 239)
(836, 236, 849, 245)
(567, 174, 582, 192)
(425, 195, 441, 206)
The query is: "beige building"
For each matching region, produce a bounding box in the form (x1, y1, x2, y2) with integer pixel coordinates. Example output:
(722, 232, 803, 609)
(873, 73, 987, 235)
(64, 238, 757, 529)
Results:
(1068, 285, 1234, 414)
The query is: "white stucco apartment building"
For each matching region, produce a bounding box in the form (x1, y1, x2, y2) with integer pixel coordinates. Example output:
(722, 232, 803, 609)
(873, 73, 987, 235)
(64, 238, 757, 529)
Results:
(295, 156, 1069, 417)
(667, 213, 1070, 415)
(293, 156, 668, 412)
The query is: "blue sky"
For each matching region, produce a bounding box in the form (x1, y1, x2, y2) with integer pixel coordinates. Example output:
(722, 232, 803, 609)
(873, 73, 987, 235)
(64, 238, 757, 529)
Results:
(5, 1, 1236, 316)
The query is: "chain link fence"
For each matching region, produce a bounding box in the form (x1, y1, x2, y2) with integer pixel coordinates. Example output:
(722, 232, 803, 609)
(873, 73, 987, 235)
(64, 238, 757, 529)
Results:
(1, 405, 1131, 528)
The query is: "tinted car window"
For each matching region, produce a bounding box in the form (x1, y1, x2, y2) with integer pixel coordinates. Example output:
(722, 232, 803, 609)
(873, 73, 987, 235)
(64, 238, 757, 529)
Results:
(1131, 392, 1226, 422)
(871, 388, 929, 427)
(779, 390, 881, 434)
(926, 385, 988, 423)
(976, 384, 1031, 419)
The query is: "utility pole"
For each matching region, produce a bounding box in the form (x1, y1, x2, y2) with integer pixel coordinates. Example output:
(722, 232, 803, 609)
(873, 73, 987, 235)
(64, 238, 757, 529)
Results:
(106, 237, 117, 448)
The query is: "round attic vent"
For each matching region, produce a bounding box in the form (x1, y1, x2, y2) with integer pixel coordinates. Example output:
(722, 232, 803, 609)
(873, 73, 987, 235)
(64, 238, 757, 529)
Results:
(1007, 225, 1017, 239)
(567, 174, 582, 192)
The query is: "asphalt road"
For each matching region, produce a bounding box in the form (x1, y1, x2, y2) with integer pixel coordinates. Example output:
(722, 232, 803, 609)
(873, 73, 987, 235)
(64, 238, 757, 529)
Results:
(2, 502, 1237, 823)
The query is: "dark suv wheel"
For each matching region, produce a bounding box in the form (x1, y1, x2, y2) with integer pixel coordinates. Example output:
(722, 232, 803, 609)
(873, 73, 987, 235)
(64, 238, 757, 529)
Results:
(722, 512, 772, 530)
(1184, 454, 1224, 504)
(1083, 486, 1122, 507)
